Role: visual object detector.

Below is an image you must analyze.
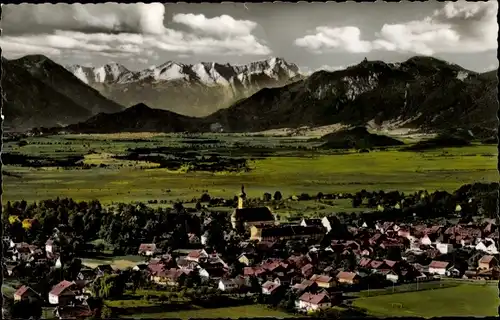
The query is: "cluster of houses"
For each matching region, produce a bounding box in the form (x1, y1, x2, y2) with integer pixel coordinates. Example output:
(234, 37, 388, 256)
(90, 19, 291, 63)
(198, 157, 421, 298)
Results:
(3, 188, 499, 316)
(133, 197, 499, 313)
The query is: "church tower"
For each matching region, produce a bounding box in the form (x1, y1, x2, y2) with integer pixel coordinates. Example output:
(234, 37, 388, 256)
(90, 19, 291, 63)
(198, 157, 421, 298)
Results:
(237, 185, 247, 209)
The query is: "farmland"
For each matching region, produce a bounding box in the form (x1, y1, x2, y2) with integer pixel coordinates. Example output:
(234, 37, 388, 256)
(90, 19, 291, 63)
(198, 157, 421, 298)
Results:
(3, 132, 498, 205)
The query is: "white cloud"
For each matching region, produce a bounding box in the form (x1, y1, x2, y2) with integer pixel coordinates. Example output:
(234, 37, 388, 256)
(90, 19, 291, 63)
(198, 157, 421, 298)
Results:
(173, 13, 257, 37)
(376, 1, 498, 55)
(1, 4, 271, 61)
(294, 1, 497, 55)
(295, 26, 372, 53)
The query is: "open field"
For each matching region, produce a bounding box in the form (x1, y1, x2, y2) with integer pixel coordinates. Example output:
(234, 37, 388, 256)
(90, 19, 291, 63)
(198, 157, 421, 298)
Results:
(352, 283, 498, 317)
(3, 134, 498, 204)
(81, 255, 145, 269)
(119, 304, 296, 319)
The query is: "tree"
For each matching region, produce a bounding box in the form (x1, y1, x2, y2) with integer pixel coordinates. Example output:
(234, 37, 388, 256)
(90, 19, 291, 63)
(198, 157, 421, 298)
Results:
(200, 193, 211, 202)
(10, 299, 43, 320)
(263, 193, 272, 202)
(195, 202, 202, 211)
(352, 197, 362, 208)
(273, 191, 283, 201)
(92, 274, 126, 299)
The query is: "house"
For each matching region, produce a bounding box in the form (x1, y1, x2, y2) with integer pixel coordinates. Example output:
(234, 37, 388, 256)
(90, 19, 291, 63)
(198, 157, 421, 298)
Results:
(296, 292, 331, 312)
(49, 280, 77, 305)
(291, 280, 317, 293)
(436, 243, 454, 254)
(475, 239, 498, 255)
(238, 253, 258, 266)
(13, 285, 40, 302)
(54, 304, 93, 320)
(336, 271, 360, 285)
(478, 255, 498, 270)
(301, 264, 315, 278)
(186, 249, 209, 262)
(150, 268, 190, 286)
(45, 239, 58, 254)
(262, 280, 281, 295)
(77, 268, 97, 281)
(230, 186, 276, 230)
(218, 276, 246, 292)
(188, 233, 201, 245)
(321, 216, 342, 233)
(380, 270, 399, 283)
(428, 261, 450, 276)
(288, 254, 311, 269)
(300, 218, 323, 228)
(310, 274, 335, 288)
(249, 224, 324, 242)
(132, 264, 148, 272)
(55, 256, 63, 269)
(138, 243, 159, 256)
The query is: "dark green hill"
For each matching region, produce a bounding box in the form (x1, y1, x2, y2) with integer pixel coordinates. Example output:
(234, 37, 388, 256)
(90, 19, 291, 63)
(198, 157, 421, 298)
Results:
(319, 127, 404, 150)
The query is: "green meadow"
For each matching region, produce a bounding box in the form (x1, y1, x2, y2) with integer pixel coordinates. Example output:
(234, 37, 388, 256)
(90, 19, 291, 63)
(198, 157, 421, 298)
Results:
(3, 133, 498, 204)
(353, 283, 498, 317)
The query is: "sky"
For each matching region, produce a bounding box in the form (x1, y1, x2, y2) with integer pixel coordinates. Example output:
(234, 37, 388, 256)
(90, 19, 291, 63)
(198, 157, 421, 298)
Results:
(1, 1, 498, 73)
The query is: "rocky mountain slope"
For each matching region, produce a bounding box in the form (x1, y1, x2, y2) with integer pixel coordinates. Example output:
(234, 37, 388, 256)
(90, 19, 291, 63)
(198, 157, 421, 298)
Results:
(66, 57, 301, 117)
(2, 55, 124, 131)
(205, 57, 498, 134)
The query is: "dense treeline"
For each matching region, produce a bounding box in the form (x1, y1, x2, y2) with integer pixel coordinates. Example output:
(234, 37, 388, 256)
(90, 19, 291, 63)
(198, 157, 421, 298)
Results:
(2, 199, 239, 259)
(3, 183, 497, 259)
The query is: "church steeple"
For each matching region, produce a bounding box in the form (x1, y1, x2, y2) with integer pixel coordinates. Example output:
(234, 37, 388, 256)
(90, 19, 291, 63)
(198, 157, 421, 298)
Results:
(238, 185, 246, 209)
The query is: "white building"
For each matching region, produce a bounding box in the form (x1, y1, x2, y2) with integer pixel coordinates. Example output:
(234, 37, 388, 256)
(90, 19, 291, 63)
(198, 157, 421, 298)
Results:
(296, 292, 331, 312)
(475, 239, 498, 255)
(436, 243, 454, 254)
(428, 261, 450, 276)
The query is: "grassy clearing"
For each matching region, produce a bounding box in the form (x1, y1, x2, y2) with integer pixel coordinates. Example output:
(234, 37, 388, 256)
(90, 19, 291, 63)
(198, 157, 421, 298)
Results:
(81, 255, 145, 270)
(119, 304, 296, 319)
(352, 284, 498, 317)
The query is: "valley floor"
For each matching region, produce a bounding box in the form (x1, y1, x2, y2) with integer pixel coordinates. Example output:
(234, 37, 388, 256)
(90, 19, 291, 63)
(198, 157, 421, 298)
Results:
(3, 144, 498, 204)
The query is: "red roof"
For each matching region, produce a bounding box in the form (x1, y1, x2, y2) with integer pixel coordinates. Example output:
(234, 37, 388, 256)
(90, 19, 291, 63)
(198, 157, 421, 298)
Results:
(14, 285, 31, 297)
(299, 292, 330, 305)
(50, 280, 75, 296)
(359, 257, 372, 267)
(429, 261, 449, 269)
(384, 260, 398, 268)
(138, 243, 156, 252)
(310, 274, 333, 283)
(187, 249, 206, 259)
(262, 281, 280, 292)
(370, 260, 384, 269)
(337, 271, 358, 281)
(479, 255, 496, 264)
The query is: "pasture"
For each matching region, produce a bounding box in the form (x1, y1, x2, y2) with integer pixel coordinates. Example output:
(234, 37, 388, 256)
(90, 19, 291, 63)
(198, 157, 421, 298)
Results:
(3, 133, 498, 204)
(352, 283, 498, 317)
(118, 304, 295, 319)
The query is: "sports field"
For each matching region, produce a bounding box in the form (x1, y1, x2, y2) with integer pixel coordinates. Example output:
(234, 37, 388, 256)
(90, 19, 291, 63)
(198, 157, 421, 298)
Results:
(353, 283, 498, 317)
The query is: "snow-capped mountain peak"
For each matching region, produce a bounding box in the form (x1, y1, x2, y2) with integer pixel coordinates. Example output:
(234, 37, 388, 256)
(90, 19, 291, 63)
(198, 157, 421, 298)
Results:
(66, 62, 131, 85)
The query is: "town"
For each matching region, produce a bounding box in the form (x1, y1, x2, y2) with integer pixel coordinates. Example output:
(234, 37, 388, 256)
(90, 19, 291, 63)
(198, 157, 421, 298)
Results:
(2, 182, 498, 319)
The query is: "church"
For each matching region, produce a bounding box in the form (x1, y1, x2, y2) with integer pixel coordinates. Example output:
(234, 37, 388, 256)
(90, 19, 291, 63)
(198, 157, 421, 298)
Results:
(230, 186, 276, 231)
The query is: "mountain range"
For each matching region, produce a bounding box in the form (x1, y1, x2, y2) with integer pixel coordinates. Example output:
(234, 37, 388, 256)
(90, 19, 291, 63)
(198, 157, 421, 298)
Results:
(3, 54, 498, 137)
(65, 57, 302, 117)
(2, 55, 124, 131)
